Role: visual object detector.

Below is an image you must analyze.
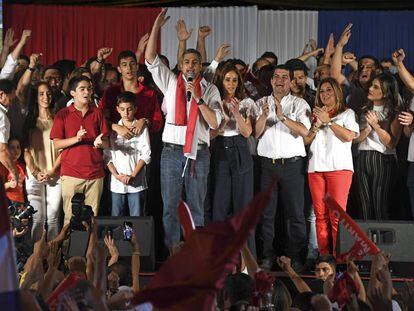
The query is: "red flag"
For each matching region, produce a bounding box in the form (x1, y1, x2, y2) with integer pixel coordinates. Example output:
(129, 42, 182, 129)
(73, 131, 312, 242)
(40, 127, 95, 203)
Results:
(177, 201, 195, 239)
(328, 272, 359, 307)
(0, 180, 20, 309)
(131, 182, 273, 310)
(325, 195, 380, 262)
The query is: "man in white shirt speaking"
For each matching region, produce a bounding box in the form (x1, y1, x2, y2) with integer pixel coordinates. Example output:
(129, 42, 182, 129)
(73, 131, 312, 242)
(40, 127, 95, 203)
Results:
(145, 9, 222, 254)
(255, 65, 311, 271)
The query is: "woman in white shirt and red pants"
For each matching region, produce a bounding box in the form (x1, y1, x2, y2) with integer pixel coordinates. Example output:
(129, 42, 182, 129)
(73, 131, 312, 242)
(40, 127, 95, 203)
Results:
(304, 78, 359, 256)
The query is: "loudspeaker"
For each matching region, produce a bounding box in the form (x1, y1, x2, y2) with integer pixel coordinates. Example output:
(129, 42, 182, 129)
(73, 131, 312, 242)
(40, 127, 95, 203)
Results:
(337, 220, 414, 276)
(95, 216, 155, 272)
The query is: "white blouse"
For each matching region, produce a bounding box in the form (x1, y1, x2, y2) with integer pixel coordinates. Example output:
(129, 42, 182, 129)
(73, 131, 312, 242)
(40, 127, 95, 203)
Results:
(308, 109, 359, 173)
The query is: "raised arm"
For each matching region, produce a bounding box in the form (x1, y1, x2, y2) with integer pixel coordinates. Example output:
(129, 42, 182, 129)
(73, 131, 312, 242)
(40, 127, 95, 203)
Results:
(331, 23, 352, 85)
(135, 33, 149, 62)
(196, 26, 211, 63)
(175, 19, 192, 66)
(16, 53, 41, 102)
(321, 33, 335, 65)
(11, 30, 31, 63)
(89, 47, 113, 75)
(0, 30, 31, 80)
(145, 9, 170, 64)
(0, 29, 17, 69)
(393, 48, 414, 93)
(277, 256, 311, 293)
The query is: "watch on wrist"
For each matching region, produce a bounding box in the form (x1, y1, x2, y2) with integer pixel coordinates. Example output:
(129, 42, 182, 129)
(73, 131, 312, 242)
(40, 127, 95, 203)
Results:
(197, 98, 205, 106)
(326, 121, 333, 127)
(96, 58, 104, 64)
(28, 67, 36, 72)
(280, 115, 287, 122)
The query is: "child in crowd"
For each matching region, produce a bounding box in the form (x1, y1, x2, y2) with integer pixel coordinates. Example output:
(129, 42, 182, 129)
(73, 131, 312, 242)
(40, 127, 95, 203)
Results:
(105, 91, 151, 216)
(1, 137, 26, 207)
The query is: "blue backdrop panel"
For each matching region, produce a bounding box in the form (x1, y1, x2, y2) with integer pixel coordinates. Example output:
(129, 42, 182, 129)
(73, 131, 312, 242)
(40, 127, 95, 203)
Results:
(318, 11, 414, 70)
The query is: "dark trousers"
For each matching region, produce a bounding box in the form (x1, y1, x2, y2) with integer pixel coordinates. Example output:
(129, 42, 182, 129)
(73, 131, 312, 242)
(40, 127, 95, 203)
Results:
(356, 150, 396, 220)
(211, 135, 255, 255)
(259, 157, 307, 260)
(406, 162, 414, 219)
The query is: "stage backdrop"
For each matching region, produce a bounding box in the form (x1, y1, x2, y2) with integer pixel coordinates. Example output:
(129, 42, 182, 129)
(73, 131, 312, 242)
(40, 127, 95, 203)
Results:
(3, 4, 161, 66)
(318, 10, 414, 70)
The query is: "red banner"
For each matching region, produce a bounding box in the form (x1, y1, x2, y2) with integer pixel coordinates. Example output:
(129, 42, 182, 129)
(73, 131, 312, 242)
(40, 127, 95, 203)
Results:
(325, 195, 380, 262)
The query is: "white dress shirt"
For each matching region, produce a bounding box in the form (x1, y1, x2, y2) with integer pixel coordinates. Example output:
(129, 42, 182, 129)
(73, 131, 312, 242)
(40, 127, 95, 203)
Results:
(0, 54, 17, 80)
(255, 94, 311, 159)
(104, 120, 151, 194)
(308, 109, 359, 172)
(145, 55, 222, 159)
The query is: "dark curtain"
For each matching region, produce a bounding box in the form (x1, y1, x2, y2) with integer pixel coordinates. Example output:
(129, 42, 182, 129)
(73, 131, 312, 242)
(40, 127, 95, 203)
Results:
(318, 11, 414, 71)
(3, 4, 161, 66)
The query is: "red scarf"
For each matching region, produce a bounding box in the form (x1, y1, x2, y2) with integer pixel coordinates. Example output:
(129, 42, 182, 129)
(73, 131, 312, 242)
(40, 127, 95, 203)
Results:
(175, 73, 202, 155)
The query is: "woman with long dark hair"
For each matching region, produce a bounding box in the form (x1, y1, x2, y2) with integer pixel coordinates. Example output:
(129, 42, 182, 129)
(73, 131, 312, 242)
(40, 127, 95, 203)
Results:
(211, 64, 254, 224)
(24, 82, 62, 241)
(304, 77, 359, 255)
(354, 73, 403, 220)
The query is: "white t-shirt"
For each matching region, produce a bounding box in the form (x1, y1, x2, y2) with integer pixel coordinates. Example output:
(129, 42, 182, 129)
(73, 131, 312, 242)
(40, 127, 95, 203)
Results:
(358, 105, 395, 155)
(104, 119, 151, 194)
(308, 109, 359, 173)
(255, 94, 311, 159)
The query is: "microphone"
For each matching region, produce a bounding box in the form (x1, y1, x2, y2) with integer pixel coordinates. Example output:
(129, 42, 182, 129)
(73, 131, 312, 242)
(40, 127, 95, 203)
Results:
(186, 71, 195, 102)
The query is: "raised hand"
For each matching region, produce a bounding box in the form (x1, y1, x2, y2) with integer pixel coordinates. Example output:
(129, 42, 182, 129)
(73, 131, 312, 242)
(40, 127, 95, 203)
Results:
(276, 256, 292, 272)
(325, 33, 335, 56)
(186, 81, 201, 102)
(392, 48, 405, 64)
(337, 23, 353, 48)
(309, 38, 317, 51)
(97, 47, 113, 62)
(342, 51, 356, 64)
(214, 43, 231, 62)
(20, 29, 32, 45)
(198, 26, 212, 40)
(29, 53, 42, 68)
(153, 8, 170, 29)
(104, 234, 119, 259)
(261, 98, 270, 117)
(228, 98, 241, 116)
(175, 19, 192, 41)
(136, 33, 149, 55)
(314, 106, 331, 124)
(3, 28, 18, 48)
(366, 110, 379, 127)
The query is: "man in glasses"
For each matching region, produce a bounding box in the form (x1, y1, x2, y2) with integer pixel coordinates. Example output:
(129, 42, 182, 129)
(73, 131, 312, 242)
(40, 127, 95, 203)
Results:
(42, 66, 64, 102)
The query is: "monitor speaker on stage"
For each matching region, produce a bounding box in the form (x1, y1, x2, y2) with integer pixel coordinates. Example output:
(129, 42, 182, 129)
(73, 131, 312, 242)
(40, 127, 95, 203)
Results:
(95, 216, 155, 272)
(337, 220, 414, 276)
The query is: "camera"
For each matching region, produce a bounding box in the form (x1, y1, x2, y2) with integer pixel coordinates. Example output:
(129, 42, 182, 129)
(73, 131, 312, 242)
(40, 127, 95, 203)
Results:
(10, 203, 37, 231)
(70, 193, 94, 231)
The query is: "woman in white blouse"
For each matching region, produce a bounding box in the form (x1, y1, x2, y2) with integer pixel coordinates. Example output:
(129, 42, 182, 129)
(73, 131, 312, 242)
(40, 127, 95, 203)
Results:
(210, 64, 255, 224)
(354, 73, 403, 220)
(304, 78, 359, 255)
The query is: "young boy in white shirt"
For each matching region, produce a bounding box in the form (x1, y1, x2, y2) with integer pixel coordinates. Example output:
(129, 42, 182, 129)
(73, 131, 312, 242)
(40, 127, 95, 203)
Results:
(105, 91, 151, 216)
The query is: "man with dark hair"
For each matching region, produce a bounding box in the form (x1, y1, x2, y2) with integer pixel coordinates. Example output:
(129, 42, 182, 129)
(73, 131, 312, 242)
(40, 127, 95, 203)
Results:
(331, 24, 380, 114)
(0, 79, 19, 186)
(255, 65, 311, 272)
(146, 10, 222, 254)
(286, 59, 316, 110)
(261, 51, 278, 66)
(99, 49, 163, 136)
(314, 254, 336, 281)
(42, 66, 64, 102)
(51, 76, 109, 225)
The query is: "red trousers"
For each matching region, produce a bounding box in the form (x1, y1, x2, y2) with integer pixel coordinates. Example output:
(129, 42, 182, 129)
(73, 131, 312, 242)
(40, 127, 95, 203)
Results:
(308, 170, 353, 256)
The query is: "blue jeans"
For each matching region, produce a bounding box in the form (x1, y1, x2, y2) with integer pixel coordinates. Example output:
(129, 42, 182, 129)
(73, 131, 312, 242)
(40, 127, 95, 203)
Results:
(160, 145, 210, 247)
(111, 192, 141, 216)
